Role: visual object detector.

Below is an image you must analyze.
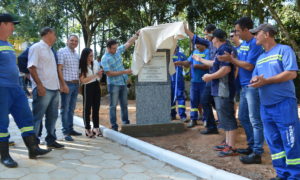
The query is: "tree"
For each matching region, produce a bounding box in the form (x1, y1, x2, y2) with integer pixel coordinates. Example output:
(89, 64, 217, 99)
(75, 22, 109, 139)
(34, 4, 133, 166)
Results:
(261, 0, 300, 58)
(54, 0, 122, 47)
(0, 0, 67, 48)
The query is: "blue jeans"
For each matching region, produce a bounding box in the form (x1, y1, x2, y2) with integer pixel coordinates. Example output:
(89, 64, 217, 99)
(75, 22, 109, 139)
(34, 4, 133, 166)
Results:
(238, 86, 264, 154)
(32, 88, 59, 145)
(201, 82, 216, 130)
(108, 85, 129, 129)
(60, 82, 79, 135)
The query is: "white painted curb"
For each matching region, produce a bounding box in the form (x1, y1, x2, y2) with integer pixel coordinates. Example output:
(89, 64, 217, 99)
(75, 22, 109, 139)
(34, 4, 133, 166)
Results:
(73, 116, 250, 180)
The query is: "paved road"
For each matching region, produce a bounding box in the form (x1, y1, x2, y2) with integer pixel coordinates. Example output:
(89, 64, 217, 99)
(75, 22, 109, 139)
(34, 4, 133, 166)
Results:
(3, 117, 201, 180)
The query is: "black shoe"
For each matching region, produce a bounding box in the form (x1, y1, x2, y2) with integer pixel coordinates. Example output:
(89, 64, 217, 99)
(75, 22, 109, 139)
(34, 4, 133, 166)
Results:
(69, 130, 82, 136)
(240, 153, 262, 164)
(111, 127, 118, 132)
(187, 120, 197, 128)
(270, 176, 284, 180)
(171, 116, 176, 120)
(237, 147, 253, 155)
(47, 141, 65, 149)
(123, 121, 130, 125)
(0, 142, 18, 168)
(22, 135, 52, 159)
(200, 129, 219, 135)
(64, 135, 74, 141)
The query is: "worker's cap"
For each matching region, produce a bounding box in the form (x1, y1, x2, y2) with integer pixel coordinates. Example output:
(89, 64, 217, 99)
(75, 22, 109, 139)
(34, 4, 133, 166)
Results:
(194, 36, 209, 47)
(0, 13, 20, 24)
(250, 23, 277, 35)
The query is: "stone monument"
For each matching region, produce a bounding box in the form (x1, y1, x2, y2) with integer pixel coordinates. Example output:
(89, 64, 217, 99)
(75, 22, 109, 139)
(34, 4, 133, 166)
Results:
(121, 49, 186, 137)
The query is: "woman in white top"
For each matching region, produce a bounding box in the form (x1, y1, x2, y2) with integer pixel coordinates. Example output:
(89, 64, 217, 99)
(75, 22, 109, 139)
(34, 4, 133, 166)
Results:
(79, 48, 103, 138)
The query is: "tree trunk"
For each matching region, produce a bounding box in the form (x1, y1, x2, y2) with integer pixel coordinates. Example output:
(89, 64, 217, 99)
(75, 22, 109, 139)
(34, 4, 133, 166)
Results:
(262, 0, 300, 58)
(82, 26, 92, 48)
(99, 22, 106, 59)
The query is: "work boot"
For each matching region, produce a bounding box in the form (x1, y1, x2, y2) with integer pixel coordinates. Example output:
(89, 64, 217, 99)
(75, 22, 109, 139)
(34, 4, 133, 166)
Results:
(240, 153, 262, 164)
(22, 135, 51, 159)
(236, 147, 253, 155)
(0, 141, 18, 168)
(187, 120, 197, 128)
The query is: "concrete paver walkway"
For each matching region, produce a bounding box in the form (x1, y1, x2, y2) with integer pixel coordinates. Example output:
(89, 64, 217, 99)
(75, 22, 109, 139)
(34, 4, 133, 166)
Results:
(3, 118, 201, 180)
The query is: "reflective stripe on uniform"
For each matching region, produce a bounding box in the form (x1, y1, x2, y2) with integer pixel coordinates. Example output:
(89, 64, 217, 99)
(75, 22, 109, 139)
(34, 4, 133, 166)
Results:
(171, 106, 176, 109)
(0, 133, 10, 138)
(0, 46, 15, 51)
(286, 158, 300, 165)
(271, 151, 286, 160)
(191, 108, 198, 112)
(178, 105, 186, 108)
(173, 56, 178, 59)
(193, 53, 205, 58)
(257, 54, 282, 65)
(240, 45, 249, 51)
(20, 126, 34, 133)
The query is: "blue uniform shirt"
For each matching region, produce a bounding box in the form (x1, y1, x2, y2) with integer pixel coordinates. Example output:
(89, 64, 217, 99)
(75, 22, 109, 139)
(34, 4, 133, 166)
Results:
(0, 40, 19, 87)
(188, 49, 210, 83)
(171, 51, 187, 82)
(253, 44, 298, 106)
(211, 43, 235, 98)
(101, 45, 128, 85)
(238, 38, 263, 86)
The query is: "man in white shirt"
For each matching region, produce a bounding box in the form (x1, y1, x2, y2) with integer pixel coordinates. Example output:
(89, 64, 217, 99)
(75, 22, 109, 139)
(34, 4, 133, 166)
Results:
(28, 27, 64, 149)
(57, 35, 82, 141)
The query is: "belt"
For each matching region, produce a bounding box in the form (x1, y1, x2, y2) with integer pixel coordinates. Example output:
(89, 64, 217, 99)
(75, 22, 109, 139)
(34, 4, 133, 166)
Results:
(65, 80, 79, 84)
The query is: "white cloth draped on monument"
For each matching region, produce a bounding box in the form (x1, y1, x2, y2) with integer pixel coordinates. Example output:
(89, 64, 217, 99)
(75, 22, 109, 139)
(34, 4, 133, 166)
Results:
(131, 22, 186, 75)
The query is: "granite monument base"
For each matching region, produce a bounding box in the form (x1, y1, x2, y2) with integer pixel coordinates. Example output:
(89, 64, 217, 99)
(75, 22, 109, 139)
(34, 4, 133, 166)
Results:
(120, 122, 186, 137)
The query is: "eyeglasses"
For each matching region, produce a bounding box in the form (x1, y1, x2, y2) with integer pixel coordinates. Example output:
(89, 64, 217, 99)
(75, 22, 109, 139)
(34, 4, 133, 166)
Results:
(204, 33, 213, 37)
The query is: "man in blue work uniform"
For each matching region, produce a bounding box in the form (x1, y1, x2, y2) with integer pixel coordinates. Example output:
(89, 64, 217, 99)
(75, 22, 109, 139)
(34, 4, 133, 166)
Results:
(174, 36, 210, 128)
(0, 13, 50, 168)
(183, 24, 217, 131)
(250, 24, 300, 180)
(171, 46, 187, 122)
(218, 17, 264, 164)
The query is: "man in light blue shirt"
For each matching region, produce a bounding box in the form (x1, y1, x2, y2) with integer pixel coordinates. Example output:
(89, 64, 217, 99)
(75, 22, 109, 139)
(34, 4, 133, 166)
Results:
(250, 23, 300, 180)
(101, 33, 139, 131)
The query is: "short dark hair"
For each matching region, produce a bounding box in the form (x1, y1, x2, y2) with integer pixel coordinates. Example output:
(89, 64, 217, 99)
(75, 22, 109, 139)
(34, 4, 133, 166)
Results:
(68, 34, 78, 40)
(40, 27, 55, 37)
(235, 17, 253, 30)
(204, 24, 216, 33)
(106, 39, 118, 48)
(213, 29, 227, 42)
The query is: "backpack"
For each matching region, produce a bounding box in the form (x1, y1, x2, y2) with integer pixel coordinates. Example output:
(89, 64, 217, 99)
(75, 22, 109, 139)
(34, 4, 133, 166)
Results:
(17, 46, 30, 73)
(17, 44, 58, 74)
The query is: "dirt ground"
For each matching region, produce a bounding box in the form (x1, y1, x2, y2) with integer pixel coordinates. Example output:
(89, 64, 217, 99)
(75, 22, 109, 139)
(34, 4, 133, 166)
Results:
(75, 95, 276, 180)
